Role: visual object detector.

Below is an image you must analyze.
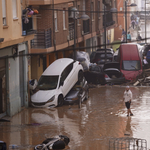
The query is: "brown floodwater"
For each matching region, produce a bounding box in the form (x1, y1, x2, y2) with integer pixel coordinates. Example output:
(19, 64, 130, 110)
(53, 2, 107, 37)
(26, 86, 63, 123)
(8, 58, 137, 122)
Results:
(1, 86, 150, 150)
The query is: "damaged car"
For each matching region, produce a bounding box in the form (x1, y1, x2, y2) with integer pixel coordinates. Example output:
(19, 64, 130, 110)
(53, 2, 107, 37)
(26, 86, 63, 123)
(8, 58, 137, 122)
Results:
(84, 63, 106, 85)
(90, 50, 114, 65)
(103, 62, 126, 85)
(31, 58, 84, 108)
(64, 77, 89, 108)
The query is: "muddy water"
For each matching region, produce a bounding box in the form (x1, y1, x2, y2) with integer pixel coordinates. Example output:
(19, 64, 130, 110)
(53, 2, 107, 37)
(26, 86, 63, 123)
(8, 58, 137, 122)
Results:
(1, 86, 150, 150)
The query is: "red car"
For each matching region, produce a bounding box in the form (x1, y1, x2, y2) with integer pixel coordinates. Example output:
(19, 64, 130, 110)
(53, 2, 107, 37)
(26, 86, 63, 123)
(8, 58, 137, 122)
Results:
(118, 43, 143, 81)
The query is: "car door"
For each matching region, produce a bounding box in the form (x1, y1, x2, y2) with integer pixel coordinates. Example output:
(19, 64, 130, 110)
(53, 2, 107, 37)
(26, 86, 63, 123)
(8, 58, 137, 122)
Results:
(60, 63, 74, 96)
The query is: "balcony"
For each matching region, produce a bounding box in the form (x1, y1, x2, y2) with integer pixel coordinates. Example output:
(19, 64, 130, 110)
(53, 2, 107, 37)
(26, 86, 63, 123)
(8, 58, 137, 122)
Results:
(83, 19, 90, 35)
(31, 29, 52, 49)
(22, 17, 36, 36)
(103, 12, 115, 27)
(28, 0, 51, 5)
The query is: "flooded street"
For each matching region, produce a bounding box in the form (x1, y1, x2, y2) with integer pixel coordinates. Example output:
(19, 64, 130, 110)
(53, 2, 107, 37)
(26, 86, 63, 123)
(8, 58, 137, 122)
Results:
(1, 86, 150, 150)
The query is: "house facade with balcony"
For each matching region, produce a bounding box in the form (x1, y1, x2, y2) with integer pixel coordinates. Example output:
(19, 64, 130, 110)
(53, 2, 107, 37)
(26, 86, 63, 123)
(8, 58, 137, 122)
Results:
(0, 0, 35, 117)
(29, 0, 118, 81)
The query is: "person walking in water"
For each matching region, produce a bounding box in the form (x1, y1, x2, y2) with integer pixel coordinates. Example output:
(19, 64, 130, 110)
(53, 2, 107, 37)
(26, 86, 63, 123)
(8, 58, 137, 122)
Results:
(123, 86, 133, 117)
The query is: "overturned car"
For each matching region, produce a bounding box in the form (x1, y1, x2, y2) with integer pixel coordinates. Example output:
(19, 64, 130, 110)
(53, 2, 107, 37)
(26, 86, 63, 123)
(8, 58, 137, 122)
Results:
(103, 62, 126, 85)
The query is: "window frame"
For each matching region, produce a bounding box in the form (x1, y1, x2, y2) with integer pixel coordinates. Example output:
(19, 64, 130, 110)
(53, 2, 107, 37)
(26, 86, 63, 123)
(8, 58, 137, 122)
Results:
(63, 9, 66, 30)
(91, 2, 94, 20)
(54, 11, 58, 32)
(12, 0, 18, 19)
(2, 0, 7, 26)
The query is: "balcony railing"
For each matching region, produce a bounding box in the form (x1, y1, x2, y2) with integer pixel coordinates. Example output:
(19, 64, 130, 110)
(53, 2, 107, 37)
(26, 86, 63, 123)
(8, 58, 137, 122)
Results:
(103, 12, 115, 27)
(83, 19, 90, 35)
(22, 17, 36, 36)
(31, 29, 52, 49)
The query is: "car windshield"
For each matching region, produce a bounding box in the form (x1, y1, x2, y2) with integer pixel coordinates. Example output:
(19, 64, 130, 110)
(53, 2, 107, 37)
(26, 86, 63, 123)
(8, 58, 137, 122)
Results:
(37, 75, 59, 90)
(122, 60, 141, 71)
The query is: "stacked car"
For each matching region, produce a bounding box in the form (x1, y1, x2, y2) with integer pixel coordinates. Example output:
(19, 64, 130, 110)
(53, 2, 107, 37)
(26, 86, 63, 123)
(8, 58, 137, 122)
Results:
(31, 58, 85, 108)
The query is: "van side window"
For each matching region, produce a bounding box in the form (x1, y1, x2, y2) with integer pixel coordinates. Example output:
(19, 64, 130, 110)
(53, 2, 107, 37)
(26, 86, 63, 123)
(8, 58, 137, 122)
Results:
(60, 63, 73, 83)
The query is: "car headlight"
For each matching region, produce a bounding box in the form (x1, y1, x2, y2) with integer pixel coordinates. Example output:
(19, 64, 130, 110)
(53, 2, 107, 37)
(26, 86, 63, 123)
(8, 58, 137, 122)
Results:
(47, 96, 55, 103)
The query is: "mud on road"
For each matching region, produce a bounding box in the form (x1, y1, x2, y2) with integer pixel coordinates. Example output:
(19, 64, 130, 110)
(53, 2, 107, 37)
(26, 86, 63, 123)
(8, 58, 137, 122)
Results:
(1, 86, 150, 149)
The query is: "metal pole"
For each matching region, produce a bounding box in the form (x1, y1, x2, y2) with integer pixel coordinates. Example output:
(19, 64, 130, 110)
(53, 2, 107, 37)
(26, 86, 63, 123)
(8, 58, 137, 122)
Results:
(145, 0, 147, 43)
(74, 11, 76, 60)
(125, 0, 127, 43)
(104, 5, 107, 63)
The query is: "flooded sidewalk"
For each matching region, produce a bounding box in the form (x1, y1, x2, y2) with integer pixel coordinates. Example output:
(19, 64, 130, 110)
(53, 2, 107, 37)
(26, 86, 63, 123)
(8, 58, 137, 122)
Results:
(1, 86, 150, 149)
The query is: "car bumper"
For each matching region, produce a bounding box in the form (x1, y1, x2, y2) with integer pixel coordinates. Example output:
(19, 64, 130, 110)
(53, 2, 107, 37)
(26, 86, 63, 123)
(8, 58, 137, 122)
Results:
(31, 101, 57, 108)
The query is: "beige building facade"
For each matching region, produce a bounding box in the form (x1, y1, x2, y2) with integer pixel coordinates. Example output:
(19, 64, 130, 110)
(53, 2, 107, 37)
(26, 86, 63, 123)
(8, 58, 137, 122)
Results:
(0, 0, 35, 117)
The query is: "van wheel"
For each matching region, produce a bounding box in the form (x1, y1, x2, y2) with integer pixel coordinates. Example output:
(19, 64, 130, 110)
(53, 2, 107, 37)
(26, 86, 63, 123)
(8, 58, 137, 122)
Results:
(78, 71, 83, 82)
(57, 95, 64, 107)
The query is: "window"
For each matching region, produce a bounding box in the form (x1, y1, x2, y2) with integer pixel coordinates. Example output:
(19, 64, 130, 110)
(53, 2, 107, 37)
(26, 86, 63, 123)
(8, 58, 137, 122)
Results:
(2, 0, 7, 25)
(12, 0, 17, 19)
(37, 75, 59, 90)
(63, 9, 66, 29)
(91, 2, 94, 20)
(60, 63, 73, 83)
(122, 60, 141, 70)
(54, 11, 58, 31)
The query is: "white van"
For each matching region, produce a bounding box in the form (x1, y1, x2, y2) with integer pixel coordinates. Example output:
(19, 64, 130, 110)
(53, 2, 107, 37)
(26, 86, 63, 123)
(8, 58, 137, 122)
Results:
(31, 58, 83, 108)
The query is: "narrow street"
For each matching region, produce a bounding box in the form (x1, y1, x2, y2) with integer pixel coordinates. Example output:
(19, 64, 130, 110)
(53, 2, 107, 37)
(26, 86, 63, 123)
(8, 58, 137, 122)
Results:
(1, 86, 150, 150)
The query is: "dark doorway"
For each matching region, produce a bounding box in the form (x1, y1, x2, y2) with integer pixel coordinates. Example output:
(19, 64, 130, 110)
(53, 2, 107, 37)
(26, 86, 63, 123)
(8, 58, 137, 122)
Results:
(0, 59, 6, 114)
(19, 51, 25, 107)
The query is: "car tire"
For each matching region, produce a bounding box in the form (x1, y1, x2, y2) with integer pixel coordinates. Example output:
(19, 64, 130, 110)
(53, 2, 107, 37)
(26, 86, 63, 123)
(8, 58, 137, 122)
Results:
(57, 95, 64, 107)
(85, 90, 89, 100)
(78, 70, 83, 82)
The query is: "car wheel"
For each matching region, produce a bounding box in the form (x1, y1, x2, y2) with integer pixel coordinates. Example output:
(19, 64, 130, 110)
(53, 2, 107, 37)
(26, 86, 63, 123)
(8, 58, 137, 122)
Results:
(78, 70, 83, 82)
(57, 95, 64, 107)
(85, 90, 89, 100)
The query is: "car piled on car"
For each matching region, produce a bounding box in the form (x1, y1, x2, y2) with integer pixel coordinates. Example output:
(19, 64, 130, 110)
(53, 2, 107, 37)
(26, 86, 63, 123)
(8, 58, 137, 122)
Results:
(31, 58, 85, 108)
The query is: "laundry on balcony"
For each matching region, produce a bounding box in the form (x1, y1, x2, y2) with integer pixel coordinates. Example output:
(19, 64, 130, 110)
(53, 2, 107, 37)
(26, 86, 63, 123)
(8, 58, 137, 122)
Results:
(22, 5, 39, 24)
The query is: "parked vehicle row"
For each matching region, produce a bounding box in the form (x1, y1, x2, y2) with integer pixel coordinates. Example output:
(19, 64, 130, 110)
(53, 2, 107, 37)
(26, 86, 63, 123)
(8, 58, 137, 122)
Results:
(30, 43, 146, 108)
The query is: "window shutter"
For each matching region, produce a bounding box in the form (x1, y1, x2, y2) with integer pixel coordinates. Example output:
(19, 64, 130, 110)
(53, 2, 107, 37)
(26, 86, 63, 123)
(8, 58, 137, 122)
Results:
(12, 0, 17, 18)
(2, 0, 6, 17)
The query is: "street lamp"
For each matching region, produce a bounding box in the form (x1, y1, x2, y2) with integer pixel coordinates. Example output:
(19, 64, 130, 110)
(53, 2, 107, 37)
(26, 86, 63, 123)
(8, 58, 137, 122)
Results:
(125, 1, 137, 43)
(72, 8, 90, 60)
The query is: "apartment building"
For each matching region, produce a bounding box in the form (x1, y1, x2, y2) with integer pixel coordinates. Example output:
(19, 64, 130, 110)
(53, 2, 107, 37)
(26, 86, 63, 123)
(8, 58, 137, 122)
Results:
(28, 0, 117, 80)
(0, 0, 35, 117)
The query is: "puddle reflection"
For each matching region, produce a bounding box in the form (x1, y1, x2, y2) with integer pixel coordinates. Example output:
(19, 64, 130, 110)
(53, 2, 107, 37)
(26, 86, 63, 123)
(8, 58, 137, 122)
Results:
(1, 86, 150, 149)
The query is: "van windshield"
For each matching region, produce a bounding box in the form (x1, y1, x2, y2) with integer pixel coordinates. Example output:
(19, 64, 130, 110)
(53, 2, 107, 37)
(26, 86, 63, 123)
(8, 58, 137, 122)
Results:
(122, 60, 141, 70)
(37, 75, 59, 90)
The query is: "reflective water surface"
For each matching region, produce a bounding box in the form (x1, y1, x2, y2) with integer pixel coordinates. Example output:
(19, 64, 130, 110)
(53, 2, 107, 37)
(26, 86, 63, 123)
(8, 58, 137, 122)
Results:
(1, 86, 150, 149)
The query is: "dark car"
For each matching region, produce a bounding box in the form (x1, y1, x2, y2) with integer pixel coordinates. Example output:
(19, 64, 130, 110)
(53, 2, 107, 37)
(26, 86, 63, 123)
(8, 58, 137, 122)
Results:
(90, 50, 114, 65)
(103, 62, 126, 85)
(84, 64, 106, 85)
(64, 77, 89, 108)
